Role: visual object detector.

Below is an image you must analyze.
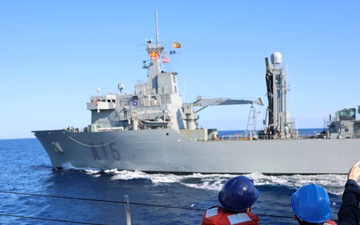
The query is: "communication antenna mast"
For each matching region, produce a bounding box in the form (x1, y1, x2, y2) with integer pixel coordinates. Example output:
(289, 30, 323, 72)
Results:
(155, 10, 159, 46)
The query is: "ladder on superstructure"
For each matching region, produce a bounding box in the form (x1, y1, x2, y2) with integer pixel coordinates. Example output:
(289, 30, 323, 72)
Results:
(246, 105, 260, 139)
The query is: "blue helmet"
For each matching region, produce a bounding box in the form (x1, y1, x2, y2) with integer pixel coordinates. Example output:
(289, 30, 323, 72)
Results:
(291, 184, 331, 223)
(218, 176, 259, 212)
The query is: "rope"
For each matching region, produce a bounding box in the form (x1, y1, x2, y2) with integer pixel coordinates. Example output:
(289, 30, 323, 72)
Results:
(0, 190, 120, 204)
(0, 213, 106, 225)
(0, 190, 299, 221)
(0, 190, 204, 211)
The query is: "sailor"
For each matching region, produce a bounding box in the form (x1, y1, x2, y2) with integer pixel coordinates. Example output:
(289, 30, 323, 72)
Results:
(201, 176, 260, 225)
(291, 184, 336, 225)
(337, 160, 360, 225)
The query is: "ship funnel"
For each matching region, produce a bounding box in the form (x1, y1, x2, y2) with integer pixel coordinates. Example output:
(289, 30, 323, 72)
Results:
(271, 52, 282, 65)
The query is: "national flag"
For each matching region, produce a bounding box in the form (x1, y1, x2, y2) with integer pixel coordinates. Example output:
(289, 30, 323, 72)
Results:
(162, 56, 170, 63)
(150, 52, 159, 59)
(173, 42, 182, 48)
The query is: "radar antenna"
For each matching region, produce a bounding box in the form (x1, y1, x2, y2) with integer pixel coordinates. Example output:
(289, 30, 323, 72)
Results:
(118, 83, 124, 93)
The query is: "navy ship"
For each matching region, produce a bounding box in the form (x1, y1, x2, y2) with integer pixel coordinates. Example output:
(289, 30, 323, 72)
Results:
(33, 12, 360, 174)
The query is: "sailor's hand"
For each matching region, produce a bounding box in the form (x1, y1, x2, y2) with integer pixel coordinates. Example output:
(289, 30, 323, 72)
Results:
(348, 160, 360, 181)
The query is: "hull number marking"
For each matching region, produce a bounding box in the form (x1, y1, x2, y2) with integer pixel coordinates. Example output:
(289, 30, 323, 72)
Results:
(90, 142, 121, 161)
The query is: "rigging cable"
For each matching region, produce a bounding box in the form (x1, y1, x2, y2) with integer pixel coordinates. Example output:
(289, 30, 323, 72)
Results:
(0, 213, 105, 225)
(0, 190, 307, 222)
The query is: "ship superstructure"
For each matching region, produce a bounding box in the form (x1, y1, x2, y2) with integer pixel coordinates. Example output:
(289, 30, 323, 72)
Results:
(327, 107, 360, 139)
(85, 11, 261, 140)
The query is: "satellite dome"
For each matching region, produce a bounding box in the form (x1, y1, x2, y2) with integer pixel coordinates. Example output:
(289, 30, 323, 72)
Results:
(271, 52, 282, 64)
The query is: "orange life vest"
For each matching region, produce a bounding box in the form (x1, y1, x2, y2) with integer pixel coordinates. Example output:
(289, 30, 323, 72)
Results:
(324, 220, 337, 225)
(201, 207, 260, 225)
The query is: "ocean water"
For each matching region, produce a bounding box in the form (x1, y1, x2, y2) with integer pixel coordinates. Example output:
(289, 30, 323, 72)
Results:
(0, 131, 348, 225)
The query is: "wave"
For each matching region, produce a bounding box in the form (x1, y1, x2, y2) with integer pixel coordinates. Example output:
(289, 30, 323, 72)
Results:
(83, 169, 348, 195)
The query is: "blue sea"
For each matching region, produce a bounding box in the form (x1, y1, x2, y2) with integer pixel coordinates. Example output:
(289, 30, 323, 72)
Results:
(0, 128, 348, 225)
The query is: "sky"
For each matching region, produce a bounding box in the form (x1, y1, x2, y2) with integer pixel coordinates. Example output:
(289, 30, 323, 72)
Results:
(1, 1, 359, 139)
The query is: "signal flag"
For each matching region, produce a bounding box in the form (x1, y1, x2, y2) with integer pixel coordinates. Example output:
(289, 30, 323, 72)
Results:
(173, 42, 182, 48)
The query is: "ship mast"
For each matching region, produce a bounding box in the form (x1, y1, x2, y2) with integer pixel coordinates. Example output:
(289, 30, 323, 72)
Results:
(144, 10, 164, 91)
(265, 52, 291, 139)
(155, 10, 159, 47)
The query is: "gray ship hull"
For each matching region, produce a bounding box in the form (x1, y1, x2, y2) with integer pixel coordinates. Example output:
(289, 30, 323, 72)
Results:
(33, 129, 359, 174)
